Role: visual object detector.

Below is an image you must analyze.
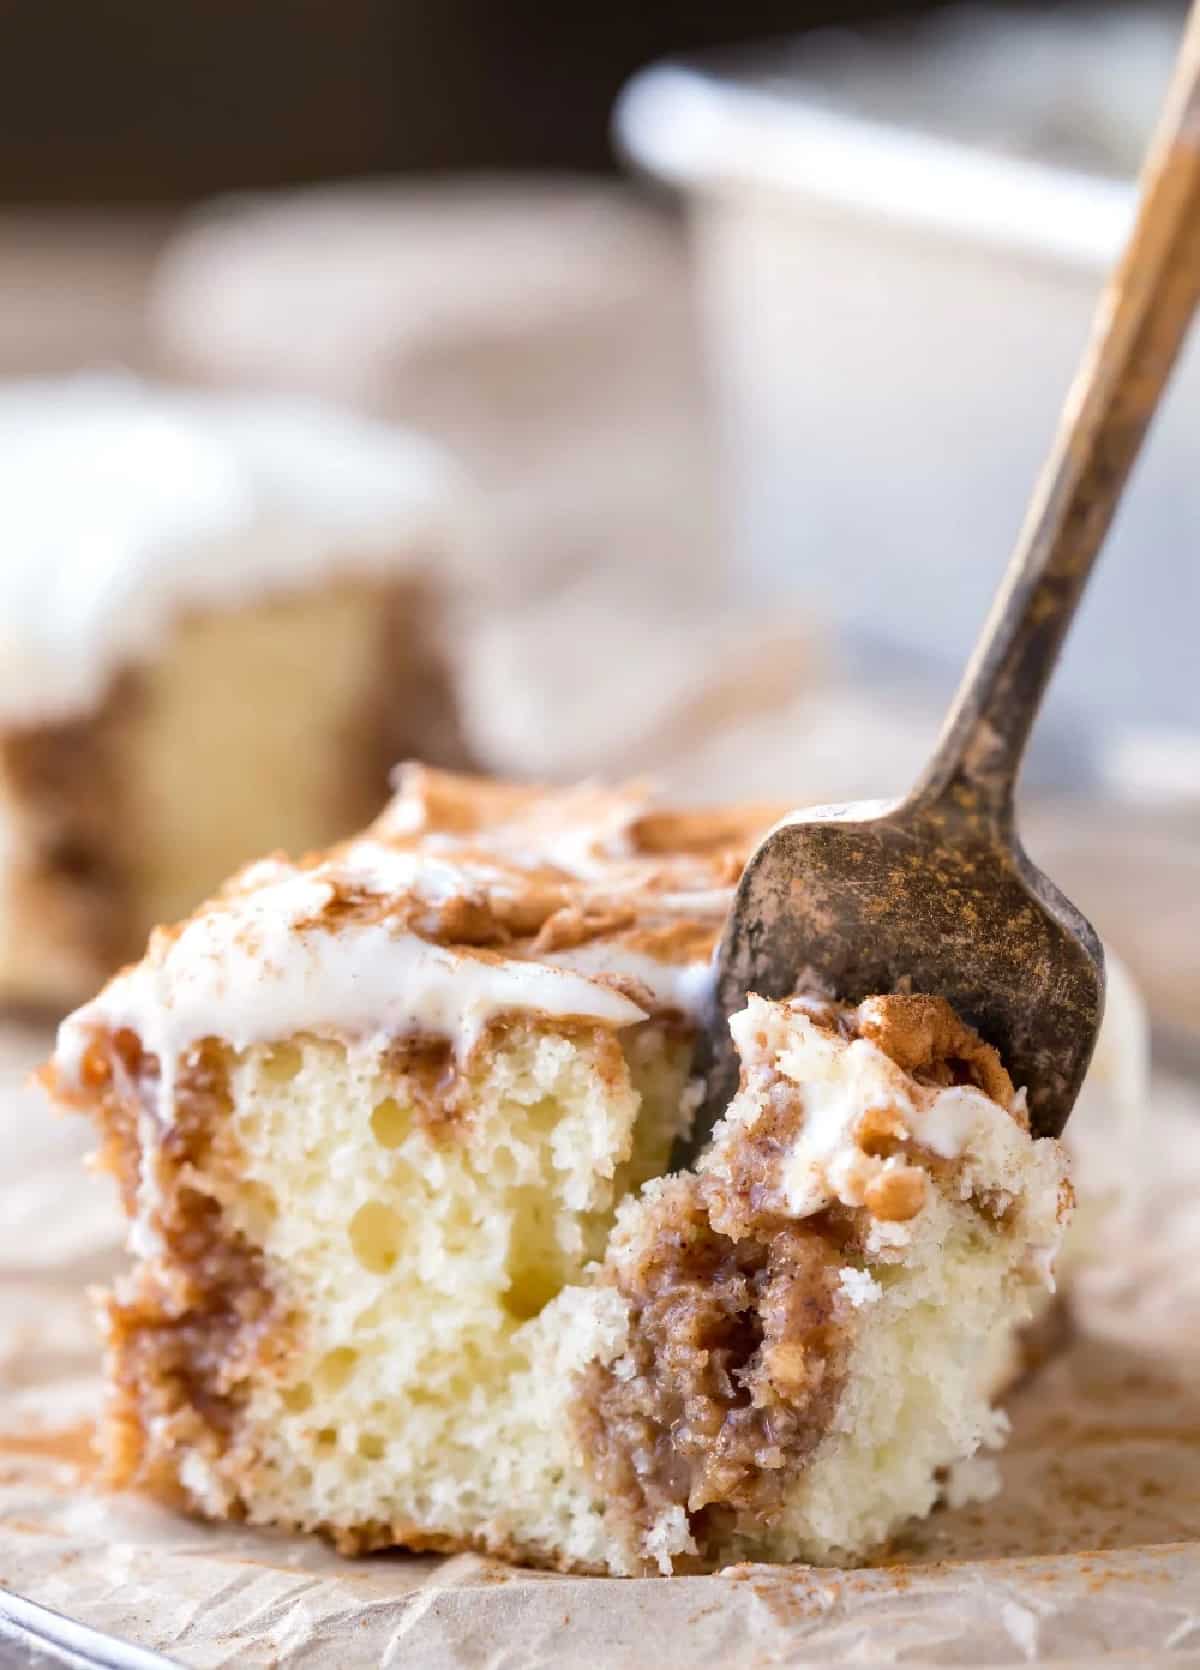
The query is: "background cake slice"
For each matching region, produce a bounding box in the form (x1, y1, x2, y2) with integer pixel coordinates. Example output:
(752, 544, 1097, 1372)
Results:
(0, 375, 470, 1010)
(46, 769, 1070, 1575)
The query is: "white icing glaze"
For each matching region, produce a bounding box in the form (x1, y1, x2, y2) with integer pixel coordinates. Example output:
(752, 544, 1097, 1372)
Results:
(335, 840, 521, 906)
(49, 768, 772, 1137)
(51, 767, 746, 1126)
(0, 374, 466, 725)
(917, 1083, 1005, 1160)
(541, 940, 716, 1018)
(727, 999, 1033, 1227)
(54, 873, 649, 1117)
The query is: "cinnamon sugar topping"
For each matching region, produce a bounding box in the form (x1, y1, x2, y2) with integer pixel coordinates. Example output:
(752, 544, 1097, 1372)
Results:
(856, 994, 1016, 1111)
(53, 769, 787, 1118)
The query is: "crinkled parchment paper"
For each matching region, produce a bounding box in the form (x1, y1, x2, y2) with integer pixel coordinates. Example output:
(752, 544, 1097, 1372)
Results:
(3, 1019, 1200, 1669)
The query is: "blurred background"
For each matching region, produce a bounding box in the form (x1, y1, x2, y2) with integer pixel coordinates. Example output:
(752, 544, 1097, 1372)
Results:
(0, 0, 1197, 1040)
(0, 1, 1071, 194)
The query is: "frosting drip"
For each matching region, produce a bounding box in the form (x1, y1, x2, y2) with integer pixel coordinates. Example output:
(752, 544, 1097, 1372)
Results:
(54, 768, 787, 1120)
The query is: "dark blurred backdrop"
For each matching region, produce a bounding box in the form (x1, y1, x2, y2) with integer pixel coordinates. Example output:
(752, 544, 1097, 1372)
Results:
(1, 0, 1065, 199)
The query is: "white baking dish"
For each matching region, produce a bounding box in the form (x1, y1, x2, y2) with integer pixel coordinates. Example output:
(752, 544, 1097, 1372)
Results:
(616, 4, 1199, 738)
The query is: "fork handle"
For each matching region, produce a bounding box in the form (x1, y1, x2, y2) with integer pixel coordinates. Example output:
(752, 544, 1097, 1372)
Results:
(914, 0, 1200, 821)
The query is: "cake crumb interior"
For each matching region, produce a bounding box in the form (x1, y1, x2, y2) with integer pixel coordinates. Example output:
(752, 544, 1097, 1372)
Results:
(46, 772, 1070, 1576)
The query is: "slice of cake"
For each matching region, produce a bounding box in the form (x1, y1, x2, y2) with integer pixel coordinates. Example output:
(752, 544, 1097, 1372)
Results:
(45, 769, 1070, 1576)
(0, 375, 470, 1010)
